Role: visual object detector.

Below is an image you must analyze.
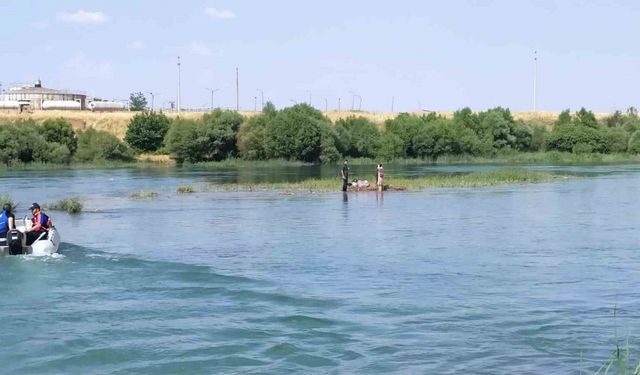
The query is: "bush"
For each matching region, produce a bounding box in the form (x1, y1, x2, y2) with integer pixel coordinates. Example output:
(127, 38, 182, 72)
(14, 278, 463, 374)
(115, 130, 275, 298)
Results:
(165, 110, 243, 163)
(48, 197, 82, 214)
(530, 125, 549, 151)
(384, 113, 422, 157)
(42, 118, 78, 155)
(125, 111, 170, 152)
(334, 116, 380, 158)
(375, 131, 405, 160)
(237, 114, 268, 160)
(546, 123, 607, 153)
(264, 104, 329, 162)
(76, 128, 135, 162)
(164, 119, 199, 163)
(628, 130, 640, 154)
(603, 128, 630, 153)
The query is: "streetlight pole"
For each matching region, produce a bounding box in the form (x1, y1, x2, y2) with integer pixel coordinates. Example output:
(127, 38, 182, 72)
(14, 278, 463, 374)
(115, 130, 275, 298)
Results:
(307, 90, 312, 106)
(338, 97, 341, 112)
(533, 50, 538, 112)
(177, 56, 181, 112)
(257, 89, 264, 109)
(324, 98, 328, 112)
(391, 96, 395, 113)
(148, 92, 156, 111)
(236, 67, 239, 111)
(205, 88, 219, 110)
(254, 96, 258, 112)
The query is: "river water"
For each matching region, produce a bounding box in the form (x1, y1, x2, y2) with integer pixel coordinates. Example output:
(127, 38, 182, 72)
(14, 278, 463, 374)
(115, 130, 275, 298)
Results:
(1, 163, 640, 374)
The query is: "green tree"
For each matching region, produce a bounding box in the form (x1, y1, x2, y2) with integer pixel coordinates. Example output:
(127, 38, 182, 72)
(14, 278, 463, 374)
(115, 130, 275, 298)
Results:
(125, 111, 171, 152)
(76, 128, 135, 162)
(237, 114, 268, 160)
(264, 104, 329, 162)
(42, 118, 78, 155)
(129, 92, 148, 111)
(573, 107, 599, 128)
(334, 116, 381, 158)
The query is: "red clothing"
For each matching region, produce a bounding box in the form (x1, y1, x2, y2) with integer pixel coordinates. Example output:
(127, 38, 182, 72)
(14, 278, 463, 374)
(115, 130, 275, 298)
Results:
(31, 212, 51, 233)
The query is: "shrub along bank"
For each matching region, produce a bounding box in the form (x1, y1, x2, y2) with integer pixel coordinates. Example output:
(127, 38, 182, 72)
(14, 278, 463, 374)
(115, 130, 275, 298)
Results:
(3, 105, 640, 167)
(150, 104, 640, 164)
(0, 118, 134, 166)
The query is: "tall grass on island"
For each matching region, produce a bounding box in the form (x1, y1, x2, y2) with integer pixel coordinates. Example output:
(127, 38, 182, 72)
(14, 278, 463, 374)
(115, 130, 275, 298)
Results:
(47, 197, 83, 214)
(198, 168, 560, 193)
(129, 191, 159, 199)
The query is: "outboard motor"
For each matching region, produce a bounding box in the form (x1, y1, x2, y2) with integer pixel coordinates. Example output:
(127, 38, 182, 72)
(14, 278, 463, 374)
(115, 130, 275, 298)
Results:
(7, 230, 23, 255)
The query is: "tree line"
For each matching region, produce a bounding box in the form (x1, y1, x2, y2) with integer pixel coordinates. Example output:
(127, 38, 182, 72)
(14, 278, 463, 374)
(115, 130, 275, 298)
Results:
(2, 104, 640, 166)
(125, 104, 640, 163)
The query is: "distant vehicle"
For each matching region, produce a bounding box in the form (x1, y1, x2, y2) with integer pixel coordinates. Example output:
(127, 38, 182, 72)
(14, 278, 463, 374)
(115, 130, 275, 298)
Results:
(88, 101, 127, 112)
(42, 100, 81, 110)
(0, 101, 21, 110)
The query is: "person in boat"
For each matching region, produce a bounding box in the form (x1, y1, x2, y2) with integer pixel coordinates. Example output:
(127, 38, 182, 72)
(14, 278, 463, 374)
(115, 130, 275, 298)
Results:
(0, 203, 15, 240)
(341, 160, 349, 192)
(25, 203, 52, 245)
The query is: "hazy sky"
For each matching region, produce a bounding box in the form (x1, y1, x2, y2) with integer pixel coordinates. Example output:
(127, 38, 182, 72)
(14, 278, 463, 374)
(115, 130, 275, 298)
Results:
(1, 0, 638, 112)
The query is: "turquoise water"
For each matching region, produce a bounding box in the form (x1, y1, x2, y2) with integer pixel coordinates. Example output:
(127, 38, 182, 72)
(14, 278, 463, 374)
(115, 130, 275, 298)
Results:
(2, 164, 640, 374)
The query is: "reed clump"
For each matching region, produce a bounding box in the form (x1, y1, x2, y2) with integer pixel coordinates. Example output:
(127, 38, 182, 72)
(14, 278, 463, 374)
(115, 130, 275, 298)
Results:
(177, 185, 196, 194)
(129, 190, 159, 199)
(47, 197, 83, 214)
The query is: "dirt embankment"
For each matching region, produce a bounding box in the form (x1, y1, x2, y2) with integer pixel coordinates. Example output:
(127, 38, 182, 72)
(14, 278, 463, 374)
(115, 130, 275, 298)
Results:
(0, 110, 612, 139)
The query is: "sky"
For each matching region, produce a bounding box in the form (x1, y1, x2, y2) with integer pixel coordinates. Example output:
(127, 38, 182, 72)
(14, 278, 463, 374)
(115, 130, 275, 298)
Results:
(1, 0, 639, 112)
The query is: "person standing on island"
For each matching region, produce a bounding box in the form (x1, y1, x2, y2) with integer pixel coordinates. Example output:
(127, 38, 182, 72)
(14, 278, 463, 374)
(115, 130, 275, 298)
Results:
(341, 160, 349, 192)
(376, 163, 384, 190)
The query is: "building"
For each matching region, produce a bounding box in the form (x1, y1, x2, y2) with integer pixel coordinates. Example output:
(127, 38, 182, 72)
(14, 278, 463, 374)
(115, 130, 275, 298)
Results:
(0, 80, 87, 110)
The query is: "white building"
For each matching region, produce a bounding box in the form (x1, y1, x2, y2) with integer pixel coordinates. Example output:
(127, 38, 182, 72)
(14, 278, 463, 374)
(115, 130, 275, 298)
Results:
(0, 80, 87, 110)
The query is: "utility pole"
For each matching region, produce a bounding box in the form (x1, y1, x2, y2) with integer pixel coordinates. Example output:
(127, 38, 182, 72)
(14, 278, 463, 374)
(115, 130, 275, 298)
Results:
(148, 92, 156, 111)
(391, 96, 395, 113)
(324, 98, 328, 112)
(235, 67, 239, 111)
(350, 93, 355, 111)
(254, 96, 257, 112)
(356, 95, 362, 111)
(257, 89, 264, 109)
(338, 97, 341, 112)
(307, 90, 312, 106)
(177, 56, 181, 112)
(205, 88, 219, 110)
(533, 50, 538, 112)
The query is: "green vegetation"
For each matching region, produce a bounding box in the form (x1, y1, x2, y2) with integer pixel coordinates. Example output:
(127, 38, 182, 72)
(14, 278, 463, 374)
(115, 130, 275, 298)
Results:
(593, 340, 640, 375)
(163, 105, 640, 165)
(0, 195, 15, 209)
(76, 128, 135, 162)
(125, 111, 171, 152)
(129, 190, 159, 199)
(47, 197, 83, 214)
(165, 109, 243, 163)
(3, 105, 640, 169)
(129, 92, 148, 111)
(193, 168, 558, 192)
(177, 185, 195, 194)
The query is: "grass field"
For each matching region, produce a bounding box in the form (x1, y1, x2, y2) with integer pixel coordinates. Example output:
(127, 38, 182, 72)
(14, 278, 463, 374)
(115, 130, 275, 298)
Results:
(0, 109, 614, 140)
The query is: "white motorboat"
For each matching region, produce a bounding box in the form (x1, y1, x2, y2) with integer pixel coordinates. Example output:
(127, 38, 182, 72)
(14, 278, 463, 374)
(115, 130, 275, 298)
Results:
(0, 216, 60, 256)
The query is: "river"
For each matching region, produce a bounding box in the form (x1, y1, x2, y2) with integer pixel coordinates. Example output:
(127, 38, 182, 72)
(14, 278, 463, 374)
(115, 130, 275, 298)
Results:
(1, 163, 640, 374)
